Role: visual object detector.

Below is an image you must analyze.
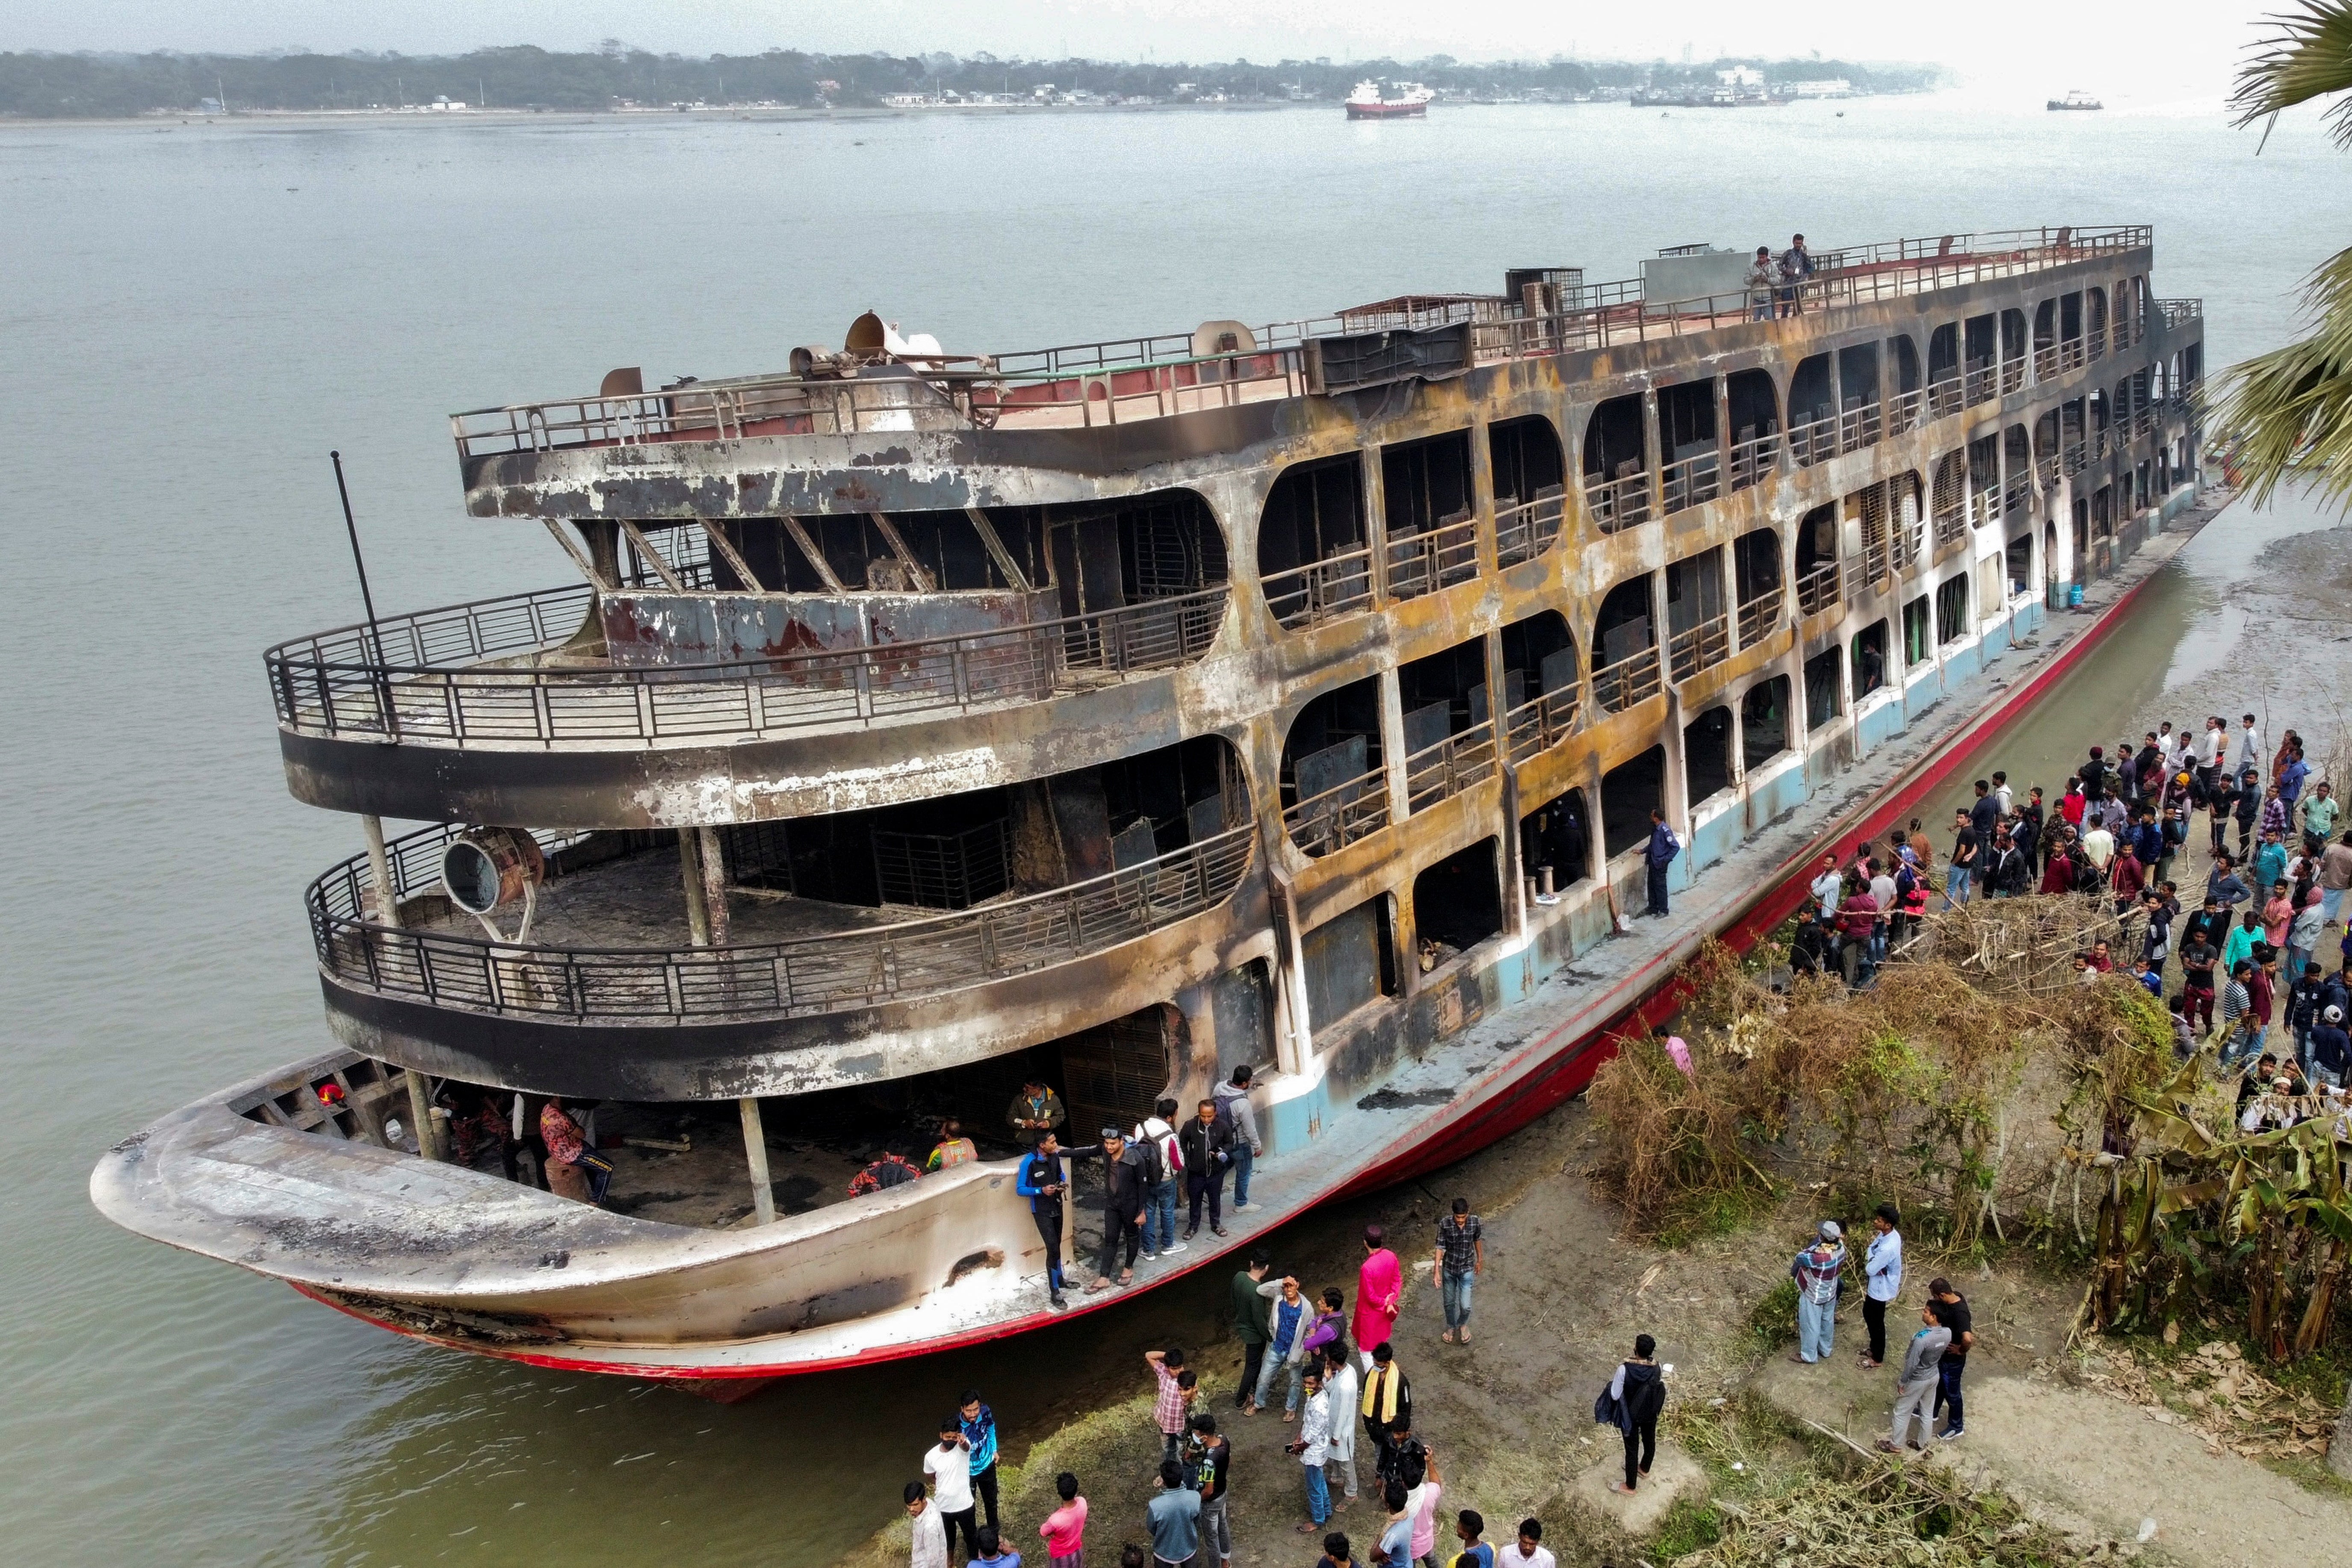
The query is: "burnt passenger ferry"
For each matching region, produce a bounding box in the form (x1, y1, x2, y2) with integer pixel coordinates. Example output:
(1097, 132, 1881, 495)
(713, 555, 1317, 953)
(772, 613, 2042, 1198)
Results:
(95, 225, 2209, 1381)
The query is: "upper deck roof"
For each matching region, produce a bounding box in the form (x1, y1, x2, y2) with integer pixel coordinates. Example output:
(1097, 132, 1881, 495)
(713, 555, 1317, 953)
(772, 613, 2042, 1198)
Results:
(451, 225, 2155, 485)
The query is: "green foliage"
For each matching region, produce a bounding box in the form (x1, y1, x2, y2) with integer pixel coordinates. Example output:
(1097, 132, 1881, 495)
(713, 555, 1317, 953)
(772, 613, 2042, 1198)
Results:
(1746, 1276, 1799, 1355)
(1648, 1494, 1724, 1557)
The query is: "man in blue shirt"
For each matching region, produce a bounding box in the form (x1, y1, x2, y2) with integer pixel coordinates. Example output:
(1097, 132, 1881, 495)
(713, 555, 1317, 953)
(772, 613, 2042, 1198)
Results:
(1016, 1132, 1071, 1310)
(1861, 1204, 1903, 1369)
(1643, 809, 1679, 917)
(960, 1390, 1002, 1536)
(1146, 1459, 1203, 1568)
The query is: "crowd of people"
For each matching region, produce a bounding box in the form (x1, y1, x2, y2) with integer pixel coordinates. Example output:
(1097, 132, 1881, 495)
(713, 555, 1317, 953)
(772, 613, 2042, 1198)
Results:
(900, 1210, 1645, 1568)
(1786, 715, 2352, 1115)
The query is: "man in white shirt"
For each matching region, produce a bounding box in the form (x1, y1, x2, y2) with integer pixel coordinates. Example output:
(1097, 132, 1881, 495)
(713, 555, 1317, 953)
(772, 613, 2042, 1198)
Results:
(2236, 714, 2265, 775)
(1811, 853, 1842, 920)
(906, 1482, 948, 1568)
(1495, 1518, 1557, 1568)
(923, 1417, 977, 1561)
(2197, 718, 2225, 776)
(2080, 821, 2116, 873)
(1321, 1345, 1362, 1506)
(1861, 1203, 1904, 1369)
(1991, 771, 2014, 818)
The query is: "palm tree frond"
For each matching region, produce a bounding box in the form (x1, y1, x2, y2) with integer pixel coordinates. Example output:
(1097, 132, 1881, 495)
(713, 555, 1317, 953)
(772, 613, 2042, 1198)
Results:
(2233, 3, 2352, 145)
(2205, 243, 2352, 509)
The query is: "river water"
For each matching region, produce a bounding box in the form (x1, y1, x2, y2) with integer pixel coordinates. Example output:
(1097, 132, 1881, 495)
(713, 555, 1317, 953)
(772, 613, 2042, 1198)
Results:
(3, 91, 2349, 1565)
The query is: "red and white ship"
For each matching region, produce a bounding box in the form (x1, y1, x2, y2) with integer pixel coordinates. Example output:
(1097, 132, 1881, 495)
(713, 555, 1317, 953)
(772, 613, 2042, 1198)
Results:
(1345, 80, 1433, 119)
(92, 230, 2207, 1385)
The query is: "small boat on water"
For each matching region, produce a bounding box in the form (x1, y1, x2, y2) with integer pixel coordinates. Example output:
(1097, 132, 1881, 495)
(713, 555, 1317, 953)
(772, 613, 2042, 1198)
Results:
(2048, 90, 2103, 111)
(1345, 80, 1433, 119)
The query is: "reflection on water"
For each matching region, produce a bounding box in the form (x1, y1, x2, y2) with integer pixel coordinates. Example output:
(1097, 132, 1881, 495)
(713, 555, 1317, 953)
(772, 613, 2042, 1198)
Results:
(6, 95, 2352, 1565)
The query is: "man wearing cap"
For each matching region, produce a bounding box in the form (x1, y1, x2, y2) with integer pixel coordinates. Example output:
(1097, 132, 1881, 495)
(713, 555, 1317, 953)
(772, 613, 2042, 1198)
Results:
(1788, 1221, 1845, 1364)
(2310, 1004, 2352, 1091)
(1075, 1126, 1150, 1292)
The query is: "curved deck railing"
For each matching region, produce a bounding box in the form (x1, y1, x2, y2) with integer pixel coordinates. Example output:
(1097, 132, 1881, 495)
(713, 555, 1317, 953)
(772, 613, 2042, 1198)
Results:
(266, 582, 1229, 747)
(312, 823, 1256, 1022)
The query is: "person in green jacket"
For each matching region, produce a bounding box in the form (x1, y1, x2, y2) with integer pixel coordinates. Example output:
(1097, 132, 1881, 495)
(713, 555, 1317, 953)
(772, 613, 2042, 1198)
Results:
(1232, 1248, 1275, 1413)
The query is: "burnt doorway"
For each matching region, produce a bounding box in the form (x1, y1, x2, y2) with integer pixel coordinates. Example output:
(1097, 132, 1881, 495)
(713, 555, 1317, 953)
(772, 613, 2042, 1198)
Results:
(1685, 706, 1734, 806)
(1412, 838, 1503, 964)
(1302, 897, 1397, 1036)
(1601, 747, 1666, 856)
(1741, 676, 1791, 769)
(1519, 786, 1590, 895)
(1059, 1005, 1175, 1143)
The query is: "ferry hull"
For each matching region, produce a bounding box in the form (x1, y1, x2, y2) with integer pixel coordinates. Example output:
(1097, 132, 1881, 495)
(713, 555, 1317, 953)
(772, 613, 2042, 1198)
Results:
(97, 493, 2212, 1382)
(1345, 102, 1427, 119)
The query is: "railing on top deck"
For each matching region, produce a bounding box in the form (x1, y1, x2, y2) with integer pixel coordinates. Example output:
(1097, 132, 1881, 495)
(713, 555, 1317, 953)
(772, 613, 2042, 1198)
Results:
(1404, 722, 1500, 814)
(314, 821, 1256, 1023)
(1999, 358, 2027, 396)
(1795, 561, 1841, 617)
(1883, 389, 1924, 438)
(1736, 588, 1785, 649)
(1727, 430, 1780, 491)
(1263, 547, 1376, 631)
(1964, 359, 1998, 408)
(1839, 399, 1882, 454)
(2157, 298, 2203, 328)
(1492, 487, 1566, 568)
(450, 227, 2158, 461)
(1383, 513, 1482, 602)
(1926, 375, 1964, 422)
(2088, 327, 2107, 361)
(1789, 413, 1837, 467)
(1504, 685, 1581, 765)
(1667, 614, 1731, 685)
(1591, 646, 1664, 714)
(1933, 493, 1969, 550)
(1284, 765, 1391, 857)
(2033, 345, 2060, 381)
(269, 582, 1229, 747)
(2004, 477, 2034, 518)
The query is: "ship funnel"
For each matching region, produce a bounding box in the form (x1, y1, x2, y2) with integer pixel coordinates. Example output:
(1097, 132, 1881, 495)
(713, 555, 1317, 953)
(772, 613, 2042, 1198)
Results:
(845, 310, 944, 362)
(1191, 320, 1257, 357)
(442, 827, 545, 916)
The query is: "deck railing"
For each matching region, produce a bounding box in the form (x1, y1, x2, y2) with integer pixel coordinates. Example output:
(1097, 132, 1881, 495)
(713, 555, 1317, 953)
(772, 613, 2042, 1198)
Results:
(1891, 519, 1924, 576)
(1735, 588, 1785, 648)
(1284, 767, 1392, 857)
(313, 822, 1254, 1022)
(1264, 548, 1376, 630)
(1840, 400, 1883, 454)
(2033, 345, 2060, 381)
(1660, 450, 1723, 514)
(1503, 685, 1581, 764)
(2157, 298, 2203, 328)
(1727, 430, 1780, 491)
(2004, 478, 2034, 517)
(454, 227, 2156, 459)
(1492, 487, 1566, 568)
(1999, 358, 2027, 396)
(1585, 470, 1653, 531)
(1404, 722, 1500, 814)
(1934, 496, 1970, 550)
(1964, 361, 1997, 408)
(1926, 377, 1964, 421)
(1667, 614, 1731, 684)
(1884, 388, 1923, 437)
(1383, 513, 1482, 602)
(1795, 561, 1842, 617)
(269, 583, 1229, 747)
(1591, 646, 1664, 714)
(1789, 413, 1838, 467)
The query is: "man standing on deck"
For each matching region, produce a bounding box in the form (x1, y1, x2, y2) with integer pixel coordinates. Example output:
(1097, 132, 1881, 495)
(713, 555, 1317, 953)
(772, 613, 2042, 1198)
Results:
(1212, 1066, 1264, 1213)
(1017, 1131, 1072, 1310)
(1643, 809, 1679, 917)
(1355, 1226, 1403, 1367)
(1080, 1127, 1149, 1292)
(1778, 233, 1814, 316)
(1745, 247, 1778, 322)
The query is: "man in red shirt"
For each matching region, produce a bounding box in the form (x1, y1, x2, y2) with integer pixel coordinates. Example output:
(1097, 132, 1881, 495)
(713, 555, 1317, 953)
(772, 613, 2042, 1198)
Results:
(1839, 879, 1880, 988)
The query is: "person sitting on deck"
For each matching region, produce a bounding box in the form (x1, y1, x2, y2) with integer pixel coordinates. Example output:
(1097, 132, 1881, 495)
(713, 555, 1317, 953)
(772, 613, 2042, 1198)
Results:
(850, 1143, 925, 1195)
(927, 1117, 979, 1172)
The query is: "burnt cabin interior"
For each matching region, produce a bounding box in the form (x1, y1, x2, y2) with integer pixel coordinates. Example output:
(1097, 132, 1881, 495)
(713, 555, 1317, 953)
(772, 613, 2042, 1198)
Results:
(1740, 676, 1791, 770)
(1600, 747, 1667, 856)
(1488, 414, 1567, 507)
(1257, 452, 1367, 579)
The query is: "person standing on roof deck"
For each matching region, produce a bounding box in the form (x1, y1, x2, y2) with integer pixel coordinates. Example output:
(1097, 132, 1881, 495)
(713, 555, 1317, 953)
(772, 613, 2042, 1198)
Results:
(1643, 809, 1679, 917)
(1745, 246, 1777, 322)
(1861, 1204, 1902, 1368)
(1433, 1197, 1483, 1344)
(1211, 1066, 1264, 1213)
(1778, 233, 1814, 317)
(1232, 1248, 1275, 1411)
(1016, 1131, 1072, 1309)
(961, 1389, 1004, 1535)
(1135, 1098, 1187, 1260)
(1179, 1098, 1234, 1241)
(1008, 1076, 1066, 1149)
(1607, 1335, 1667, 1494)
(1790, 1220, 1845, 1364)
(1946, 808, 1979, 908)
(1355, 1226, 1403, 1368)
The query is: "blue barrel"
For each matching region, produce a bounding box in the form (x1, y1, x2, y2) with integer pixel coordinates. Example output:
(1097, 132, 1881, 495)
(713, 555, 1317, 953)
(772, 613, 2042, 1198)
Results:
(2068, 584, 2084, 608)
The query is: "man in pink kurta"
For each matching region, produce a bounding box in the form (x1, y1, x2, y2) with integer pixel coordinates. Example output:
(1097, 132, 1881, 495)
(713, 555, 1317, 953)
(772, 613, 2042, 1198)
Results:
(1354, 1224, 1402, 1363)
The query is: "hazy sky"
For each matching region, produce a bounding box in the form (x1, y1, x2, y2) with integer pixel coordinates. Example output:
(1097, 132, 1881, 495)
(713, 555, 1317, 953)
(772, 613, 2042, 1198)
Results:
(0, 0, 2278, 99)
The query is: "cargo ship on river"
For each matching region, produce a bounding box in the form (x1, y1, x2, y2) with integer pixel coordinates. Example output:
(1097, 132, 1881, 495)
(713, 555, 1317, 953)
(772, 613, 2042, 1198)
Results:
(94, 224, 2207, 1382)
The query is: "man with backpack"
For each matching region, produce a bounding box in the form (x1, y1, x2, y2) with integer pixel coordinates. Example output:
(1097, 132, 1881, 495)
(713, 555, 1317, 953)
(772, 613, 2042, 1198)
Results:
(1133, 1099, 1186, 1259)
(1643, 808, 1680, 917)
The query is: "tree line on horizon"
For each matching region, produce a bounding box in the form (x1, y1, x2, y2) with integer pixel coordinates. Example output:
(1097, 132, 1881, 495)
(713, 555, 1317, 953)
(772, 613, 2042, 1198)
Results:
(0, 44, 1941, 118)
